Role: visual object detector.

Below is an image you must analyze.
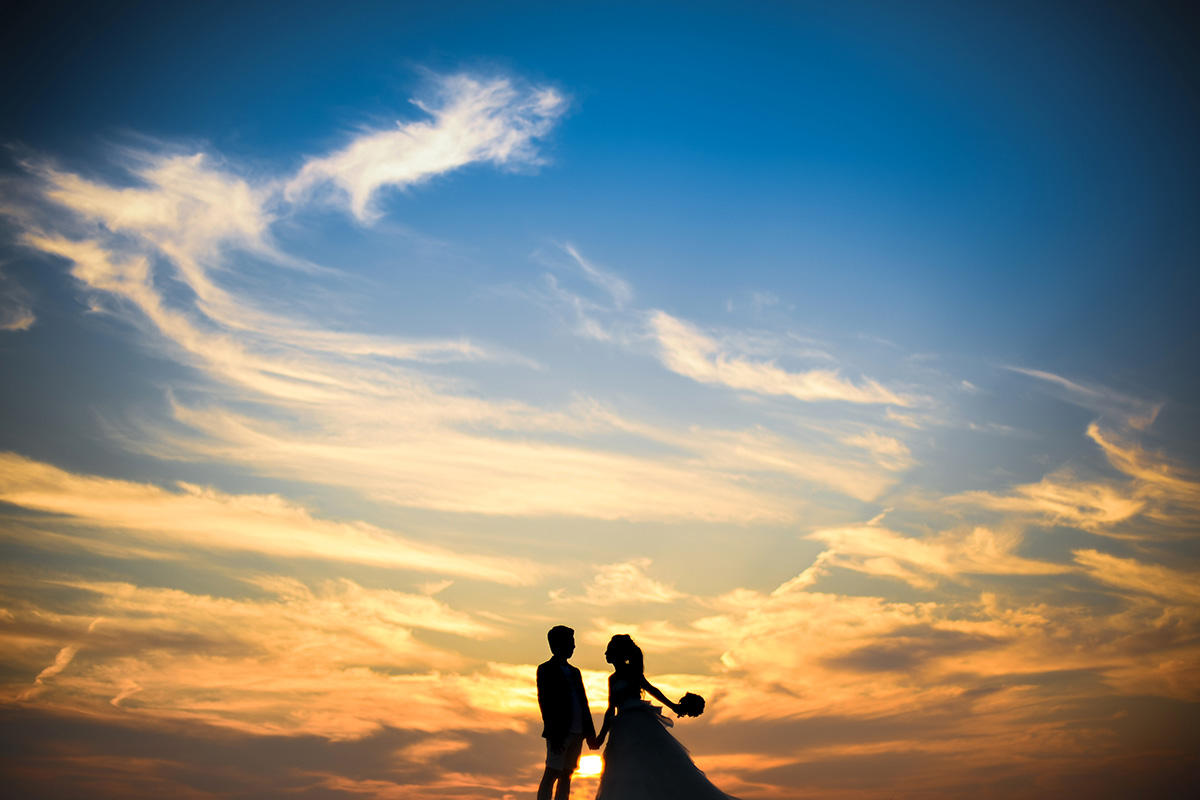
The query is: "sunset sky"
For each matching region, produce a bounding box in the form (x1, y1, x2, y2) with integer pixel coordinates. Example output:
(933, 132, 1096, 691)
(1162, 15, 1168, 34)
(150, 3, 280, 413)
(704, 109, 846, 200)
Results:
(1, 1, 1198, 798)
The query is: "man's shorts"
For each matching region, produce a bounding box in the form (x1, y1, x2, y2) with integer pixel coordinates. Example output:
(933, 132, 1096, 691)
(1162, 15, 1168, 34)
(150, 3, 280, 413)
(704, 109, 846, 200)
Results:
(545, 732, 585, 773)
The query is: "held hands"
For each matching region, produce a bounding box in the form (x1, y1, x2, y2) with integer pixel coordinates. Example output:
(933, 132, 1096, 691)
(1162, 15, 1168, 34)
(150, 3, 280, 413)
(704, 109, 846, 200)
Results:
(587, 735, 601, 750)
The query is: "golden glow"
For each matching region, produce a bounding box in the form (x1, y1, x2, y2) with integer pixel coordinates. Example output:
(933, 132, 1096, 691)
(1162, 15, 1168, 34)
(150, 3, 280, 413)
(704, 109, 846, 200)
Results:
(575, 754, 603, 778)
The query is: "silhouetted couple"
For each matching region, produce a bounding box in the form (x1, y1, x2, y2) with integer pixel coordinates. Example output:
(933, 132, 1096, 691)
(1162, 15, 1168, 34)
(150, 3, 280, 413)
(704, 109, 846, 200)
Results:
(537, 625, 738, 800)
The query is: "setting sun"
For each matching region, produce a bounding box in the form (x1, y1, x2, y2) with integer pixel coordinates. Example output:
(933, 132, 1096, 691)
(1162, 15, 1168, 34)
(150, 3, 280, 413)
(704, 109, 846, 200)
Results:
(575, 755, 604, 778)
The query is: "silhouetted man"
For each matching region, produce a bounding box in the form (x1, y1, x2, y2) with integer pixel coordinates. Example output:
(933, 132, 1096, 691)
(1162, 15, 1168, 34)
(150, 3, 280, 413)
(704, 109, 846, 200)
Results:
(537, 625, 596, 800)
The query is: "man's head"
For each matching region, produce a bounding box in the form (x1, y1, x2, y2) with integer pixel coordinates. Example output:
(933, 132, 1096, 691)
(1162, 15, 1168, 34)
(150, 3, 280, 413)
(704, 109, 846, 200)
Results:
(547, 625, 575, 659)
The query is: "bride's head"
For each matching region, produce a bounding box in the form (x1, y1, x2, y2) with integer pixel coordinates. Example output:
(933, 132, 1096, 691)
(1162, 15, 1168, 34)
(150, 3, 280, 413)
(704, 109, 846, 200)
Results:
(604, 634, 644, 674)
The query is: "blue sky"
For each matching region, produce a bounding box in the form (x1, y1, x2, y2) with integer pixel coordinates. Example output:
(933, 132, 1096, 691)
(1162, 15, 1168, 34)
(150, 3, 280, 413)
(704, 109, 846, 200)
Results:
(2, 2, 1199, 798)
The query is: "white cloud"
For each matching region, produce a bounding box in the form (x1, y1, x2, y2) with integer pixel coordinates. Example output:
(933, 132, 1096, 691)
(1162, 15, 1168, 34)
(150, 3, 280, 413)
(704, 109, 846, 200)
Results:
(551, 558, 685, 605)
(561, 243, 632, 308)
(649, 310, 909, 405)
(23, 146, 870, 523)
(286, 73, 567, 220)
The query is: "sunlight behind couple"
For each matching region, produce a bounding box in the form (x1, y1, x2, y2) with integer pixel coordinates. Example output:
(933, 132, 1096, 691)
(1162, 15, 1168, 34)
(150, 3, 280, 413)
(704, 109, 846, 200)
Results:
(574, 754, 603, 778)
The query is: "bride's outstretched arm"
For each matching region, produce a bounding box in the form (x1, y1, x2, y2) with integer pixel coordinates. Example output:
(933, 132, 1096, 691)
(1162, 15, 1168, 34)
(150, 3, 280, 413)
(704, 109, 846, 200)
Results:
(639, 675, 682, 715)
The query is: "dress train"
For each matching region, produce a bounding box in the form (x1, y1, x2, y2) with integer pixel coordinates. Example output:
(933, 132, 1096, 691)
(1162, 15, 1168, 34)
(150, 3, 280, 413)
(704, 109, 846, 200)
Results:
(594, 698, 737, 800)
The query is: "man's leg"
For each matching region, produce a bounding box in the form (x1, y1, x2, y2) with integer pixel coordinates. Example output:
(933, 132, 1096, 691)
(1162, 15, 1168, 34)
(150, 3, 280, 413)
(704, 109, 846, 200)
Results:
(537, 766, 561, 800)
(552, 734, 583, 800)
(552, 772, 571, 800)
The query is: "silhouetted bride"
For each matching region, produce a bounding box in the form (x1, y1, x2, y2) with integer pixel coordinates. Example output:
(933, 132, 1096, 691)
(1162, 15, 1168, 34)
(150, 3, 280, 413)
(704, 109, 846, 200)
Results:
(593, 634, 738, 800)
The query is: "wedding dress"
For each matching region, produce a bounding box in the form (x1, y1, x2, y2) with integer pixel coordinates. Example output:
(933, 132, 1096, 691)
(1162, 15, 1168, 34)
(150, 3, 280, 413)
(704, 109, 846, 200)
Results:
(593, 677, 738, 800)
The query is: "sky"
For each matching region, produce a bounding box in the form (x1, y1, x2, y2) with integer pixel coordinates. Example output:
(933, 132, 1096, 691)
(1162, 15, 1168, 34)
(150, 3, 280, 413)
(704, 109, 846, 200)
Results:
(1, 1, 1198, 798)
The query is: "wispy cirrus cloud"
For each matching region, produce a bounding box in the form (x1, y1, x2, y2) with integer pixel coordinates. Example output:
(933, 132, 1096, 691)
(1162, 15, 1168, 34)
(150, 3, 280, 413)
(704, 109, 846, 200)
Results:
(149, 403, 802, 521)
(541, 242, 914, 409)
(807, 523, 1068, 589)
(10, 95, 922, 520)
(649, 310, 911, 405)
(9, 100, 826, 522)
(286, 74, 567, 220)
(1073, 548, 1200, 605)
(839, 429, 914, 471)
(0, 268, 35, 330)
(953, 422, 1200, 538)
(560, 243, 633, 308)
(1004, 366, 1162, 430)
(0, 452, 533, 583)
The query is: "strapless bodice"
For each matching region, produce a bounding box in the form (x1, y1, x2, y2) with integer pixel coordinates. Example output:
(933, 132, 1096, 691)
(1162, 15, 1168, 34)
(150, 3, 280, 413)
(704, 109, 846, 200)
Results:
(610, 678, 672, 726)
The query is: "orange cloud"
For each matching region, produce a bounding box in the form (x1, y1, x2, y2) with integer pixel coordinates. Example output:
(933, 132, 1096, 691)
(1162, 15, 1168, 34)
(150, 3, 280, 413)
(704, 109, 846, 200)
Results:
(0, 452, 534, 583)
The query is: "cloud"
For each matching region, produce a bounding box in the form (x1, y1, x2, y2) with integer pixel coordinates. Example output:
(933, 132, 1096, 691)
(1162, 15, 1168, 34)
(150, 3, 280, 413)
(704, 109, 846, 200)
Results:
(14, 141, 937, 526)
(21, 203, 804, 523)
(286, 73, 567, 220)
(953, 468, 1145, 531)
(840, 429, 914, 471)
(567, 521, 1200, 743)
(1087, 423, 1200, 519)
(18, 646, 79, 700)
(42, 151, 274, 266)
(33, 646, 78, 682)
(676, 424, 904, 502)
(649, 311, 910, 405)
(1074, 549, 1200, 605)
(807, 523, 1067, 589)
(20, 143, 894, 522)
(150, 404, 802, 521)
(551, 558, 685, 605)
(0, 452, 534, 583)
(560, 243, 632, 308)
(0, 269, 35, 330)
(536, 244, 912, 414)
(0, 573, 525, 740)
(1004, 366, 1162, 430)
(952, 422, 1200, 538)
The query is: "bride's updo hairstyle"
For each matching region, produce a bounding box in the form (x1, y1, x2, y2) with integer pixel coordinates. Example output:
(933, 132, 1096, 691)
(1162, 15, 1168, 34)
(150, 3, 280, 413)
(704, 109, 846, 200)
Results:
(607, 634, 644, 675)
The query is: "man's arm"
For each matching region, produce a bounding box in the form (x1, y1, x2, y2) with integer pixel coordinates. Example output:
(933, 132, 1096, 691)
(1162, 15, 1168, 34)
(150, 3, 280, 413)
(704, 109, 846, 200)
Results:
(572, 668, 598, 744)
(536, 663, 566, 753)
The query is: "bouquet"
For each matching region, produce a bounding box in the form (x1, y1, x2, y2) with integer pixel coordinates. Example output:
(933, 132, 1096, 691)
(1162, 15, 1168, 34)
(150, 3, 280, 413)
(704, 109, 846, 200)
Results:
(677, 692, 705, 717)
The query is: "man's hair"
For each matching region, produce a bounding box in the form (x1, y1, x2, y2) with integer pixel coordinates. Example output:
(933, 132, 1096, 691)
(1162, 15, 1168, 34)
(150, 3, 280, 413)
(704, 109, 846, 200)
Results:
(547, 625, 574, 651)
